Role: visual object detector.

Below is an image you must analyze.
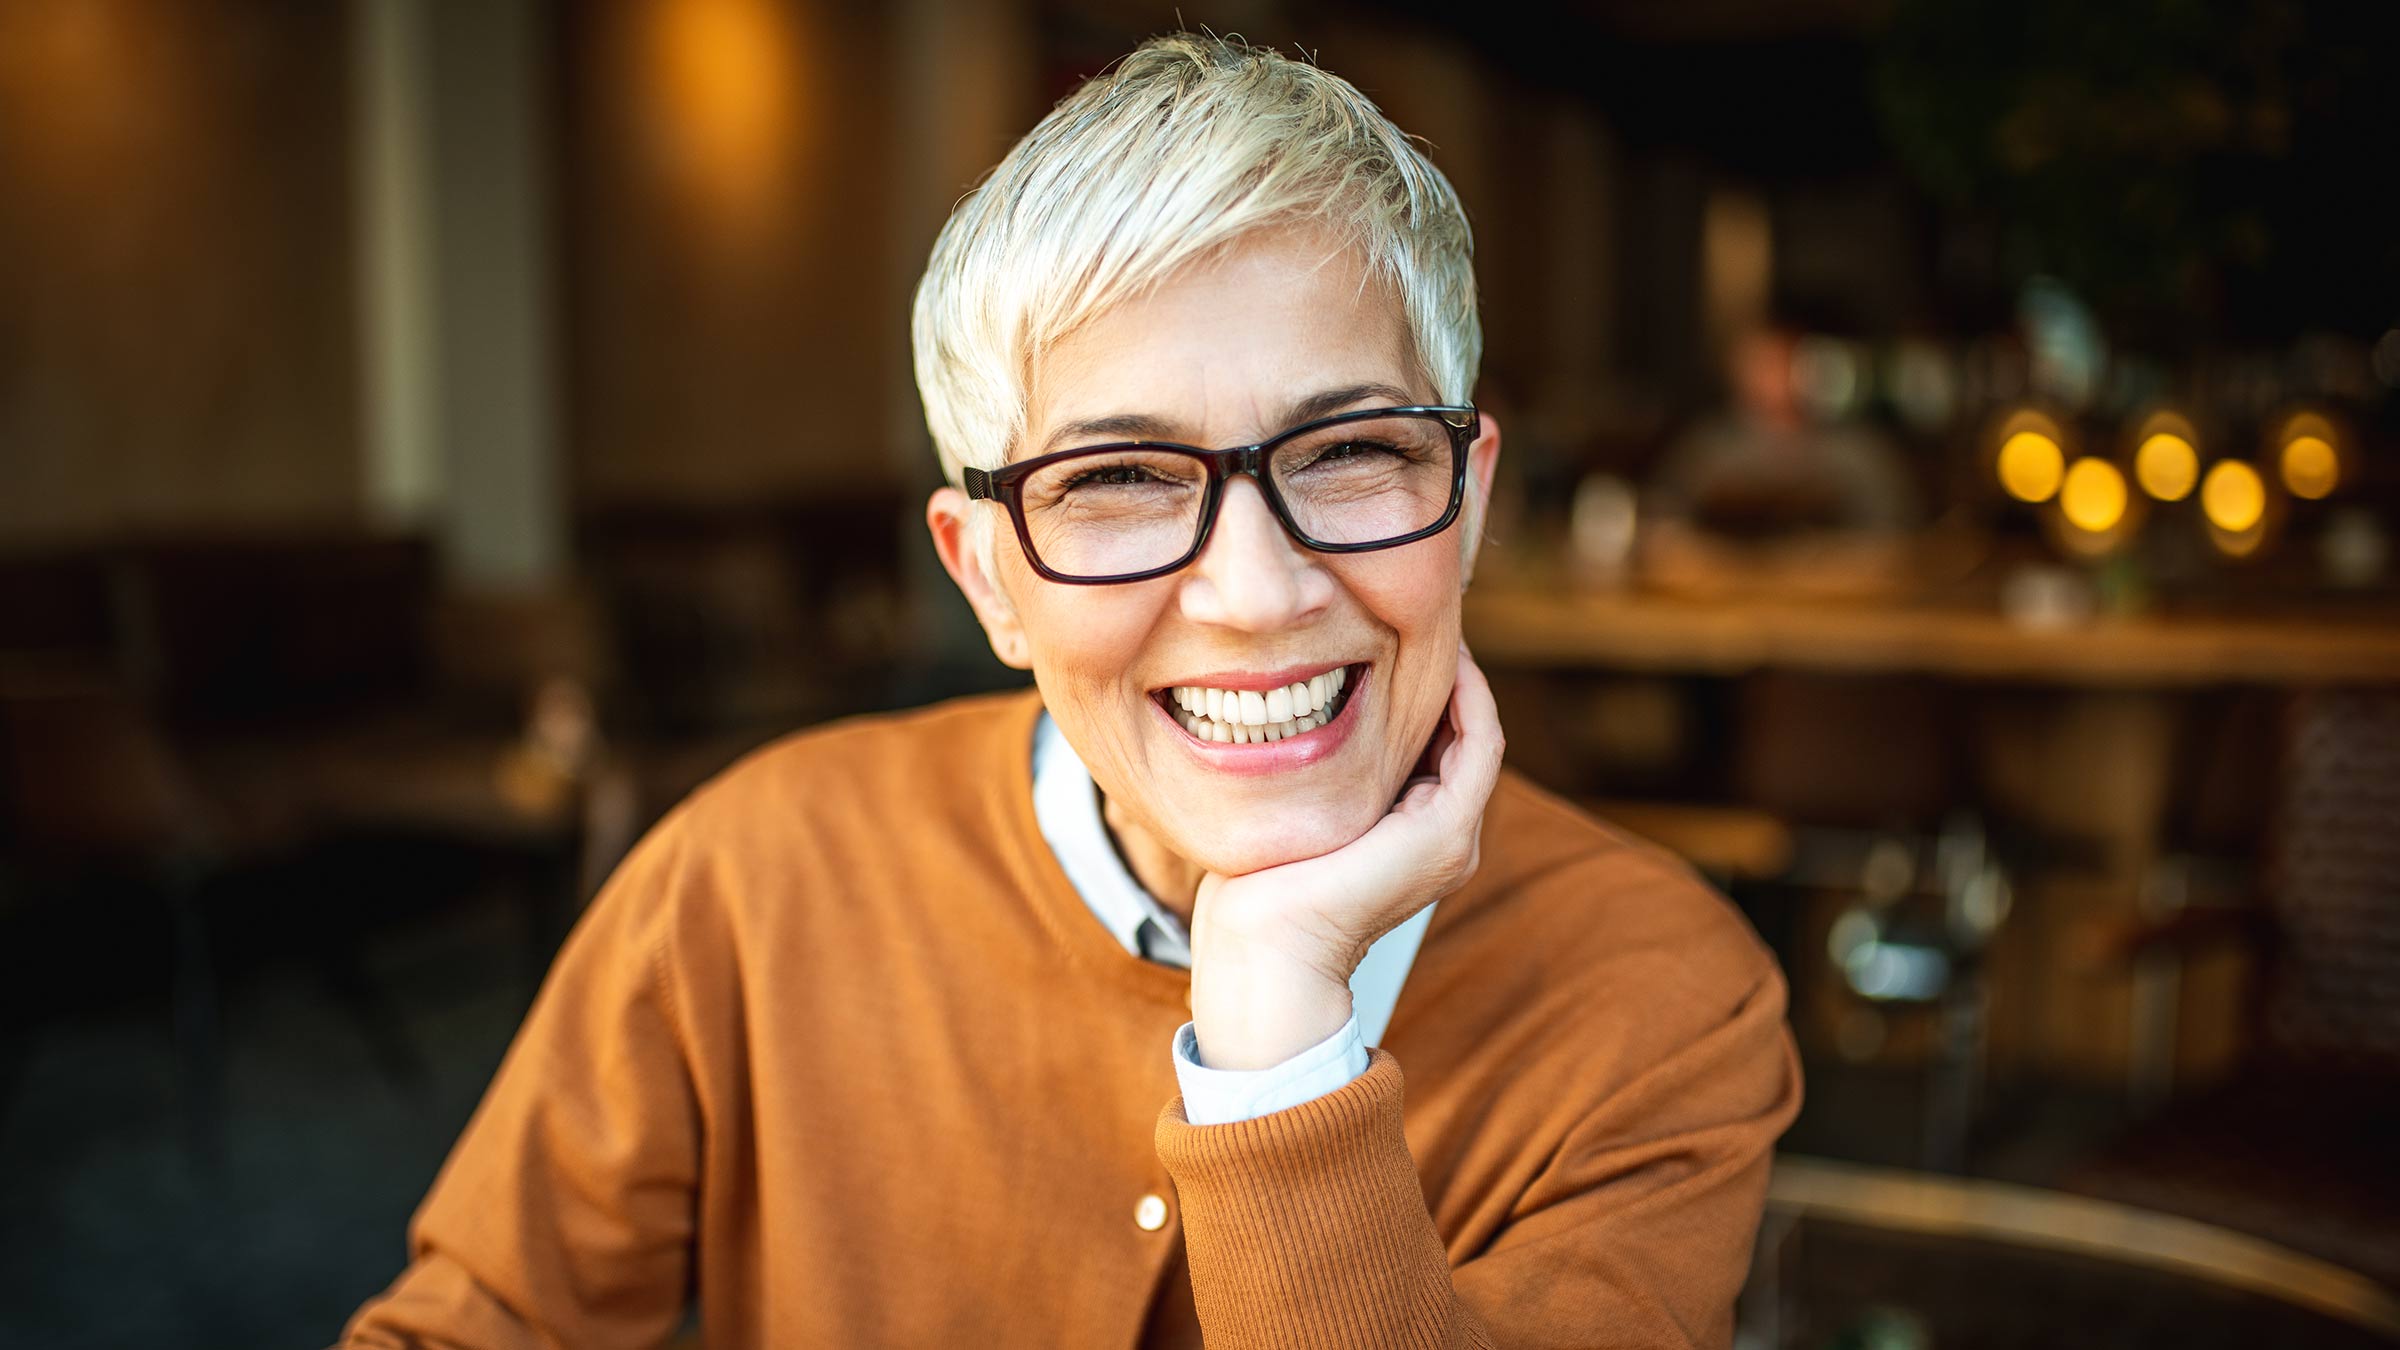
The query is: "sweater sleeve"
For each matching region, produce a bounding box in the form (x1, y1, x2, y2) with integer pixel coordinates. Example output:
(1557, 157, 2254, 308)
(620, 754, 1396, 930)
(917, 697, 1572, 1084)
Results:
(1153, 958, 1800, 1350)
(338, 820, 703, 1350)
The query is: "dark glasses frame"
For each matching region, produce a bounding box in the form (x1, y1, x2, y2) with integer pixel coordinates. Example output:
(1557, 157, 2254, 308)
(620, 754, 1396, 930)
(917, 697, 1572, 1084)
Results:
(961, 403, 1479, 584)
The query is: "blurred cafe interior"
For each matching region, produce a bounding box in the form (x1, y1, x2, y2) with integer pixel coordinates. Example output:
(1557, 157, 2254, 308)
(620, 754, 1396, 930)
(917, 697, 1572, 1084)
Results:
(3, 0, 2398, 1346)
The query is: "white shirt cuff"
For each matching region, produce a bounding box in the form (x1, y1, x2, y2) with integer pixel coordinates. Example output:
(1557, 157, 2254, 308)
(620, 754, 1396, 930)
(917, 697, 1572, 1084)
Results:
(1170, 1015, 1370, 1126)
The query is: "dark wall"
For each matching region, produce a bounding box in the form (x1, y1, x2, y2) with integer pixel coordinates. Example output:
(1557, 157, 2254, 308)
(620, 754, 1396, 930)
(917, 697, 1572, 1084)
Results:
(0, 0, 360, 544)
(559, 0, 911, 506)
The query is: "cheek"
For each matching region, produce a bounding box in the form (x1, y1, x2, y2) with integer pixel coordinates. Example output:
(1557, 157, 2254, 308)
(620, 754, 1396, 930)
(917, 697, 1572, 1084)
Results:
(1338, 545, 1463, 655)
(1015, 586, 1169, 758)
(1009, 563, 1154, 682)
(1334, 551, 1464, 753)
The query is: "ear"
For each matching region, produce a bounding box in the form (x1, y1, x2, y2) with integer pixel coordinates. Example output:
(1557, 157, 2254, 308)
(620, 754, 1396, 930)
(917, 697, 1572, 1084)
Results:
(926, 486, 1034, 670)
(1458, 409, 1505, 589)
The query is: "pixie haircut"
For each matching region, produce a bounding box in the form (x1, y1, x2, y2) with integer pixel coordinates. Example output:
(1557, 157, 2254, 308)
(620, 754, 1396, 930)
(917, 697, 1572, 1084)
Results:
(911, 32, 1482, 494)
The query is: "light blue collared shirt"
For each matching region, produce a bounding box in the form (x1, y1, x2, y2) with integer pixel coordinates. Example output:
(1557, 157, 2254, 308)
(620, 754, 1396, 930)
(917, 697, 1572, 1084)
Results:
(1032, 711, 1434, 1124)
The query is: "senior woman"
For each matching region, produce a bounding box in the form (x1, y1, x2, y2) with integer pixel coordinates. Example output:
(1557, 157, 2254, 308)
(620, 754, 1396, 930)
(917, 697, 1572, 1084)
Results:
(344, 33, 1799, 1350)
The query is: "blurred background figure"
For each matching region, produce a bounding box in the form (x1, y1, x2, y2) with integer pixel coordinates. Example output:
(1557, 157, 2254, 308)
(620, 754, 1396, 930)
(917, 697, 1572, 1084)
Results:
(1649, 321, 1922, 540)
(2, 0, 2397, 1346)
(1637, 318, 1927, 603)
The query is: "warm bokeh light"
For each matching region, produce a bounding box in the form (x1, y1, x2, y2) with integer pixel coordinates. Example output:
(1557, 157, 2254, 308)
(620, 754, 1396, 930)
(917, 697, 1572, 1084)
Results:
(2058, 457, 2127, 533)
(2280, 434, 2339, 499)
(2209, 517, 2270, 558)
(2135, 432, 2198, 501)
(644, 0, 800, 236)
(0, 0, 183, 192)
(2269, 410, 2341, 501)
(2201, 460, 2268, 534)
(1998, 430, 2064, 502)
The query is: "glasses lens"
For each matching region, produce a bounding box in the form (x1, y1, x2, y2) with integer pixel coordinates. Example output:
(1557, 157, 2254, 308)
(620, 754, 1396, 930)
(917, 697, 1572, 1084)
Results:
(1269, 414, 1460, 545)
(1017, 447, 1208, 579)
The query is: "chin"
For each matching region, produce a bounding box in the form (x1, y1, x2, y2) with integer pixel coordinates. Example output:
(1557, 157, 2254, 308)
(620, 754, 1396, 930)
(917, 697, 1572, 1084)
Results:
(1167, 793, 1389, 878)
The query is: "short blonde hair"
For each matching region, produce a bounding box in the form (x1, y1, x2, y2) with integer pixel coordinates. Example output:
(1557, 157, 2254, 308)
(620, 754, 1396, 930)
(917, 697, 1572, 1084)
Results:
(911, 33, 1481, 489)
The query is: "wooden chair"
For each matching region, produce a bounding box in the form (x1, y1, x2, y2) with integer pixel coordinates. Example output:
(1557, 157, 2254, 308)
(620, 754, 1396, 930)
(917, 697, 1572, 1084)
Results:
(2066, 686, 2400, 1292)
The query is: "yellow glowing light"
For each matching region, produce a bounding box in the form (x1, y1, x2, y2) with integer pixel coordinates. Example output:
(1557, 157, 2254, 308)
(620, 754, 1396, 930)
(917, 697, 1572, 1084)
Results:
(648, 0, 798, 230)
(2059, 457, 2128, 533)
(1998, 431, 2065, 503)
(2210, 520, 2269, 558)
(2201, 461, 2267, 533)
(2135, 433, 2198, 501)
(2276, 410, 2336, 444)
(2280, 435, 2339, 499)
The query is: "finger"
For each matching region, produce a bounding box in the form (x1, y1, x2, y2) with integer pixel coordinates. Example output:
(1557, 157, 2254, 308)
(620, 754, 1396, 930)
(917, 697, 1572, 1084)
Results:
(1391, 646, 1506, 819)
(1423, 651, 1473, 781)
(1423, 690, 1460, 768)
(1436, 642, 1506, 815)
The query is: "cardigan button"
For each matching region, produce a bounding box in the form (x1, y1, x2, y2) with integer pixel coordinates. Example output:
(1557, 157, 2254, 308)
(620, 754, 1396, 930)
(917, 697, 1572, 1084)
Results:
(1134, 1193, 1170, 1232)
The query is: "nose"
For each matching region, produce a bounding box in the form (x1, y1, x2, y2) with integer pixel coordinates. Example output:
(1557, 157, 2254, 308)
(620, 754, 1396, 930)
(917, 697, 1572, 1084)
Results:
(1180, 475, 1329, 631)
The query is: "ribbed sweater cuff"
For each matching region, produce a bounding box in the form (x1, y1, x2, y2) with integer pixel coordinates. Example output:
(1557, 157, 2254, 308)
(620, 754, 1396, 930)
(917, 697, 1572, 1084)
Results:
(1154, 1047, 1459, 1348)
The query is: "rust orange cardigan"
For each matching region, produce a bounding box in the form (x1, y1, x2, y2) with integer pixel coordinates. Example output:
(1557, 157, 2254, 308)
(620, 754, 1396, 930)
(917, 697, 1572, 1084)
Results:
(341, 688, 1801, 1348)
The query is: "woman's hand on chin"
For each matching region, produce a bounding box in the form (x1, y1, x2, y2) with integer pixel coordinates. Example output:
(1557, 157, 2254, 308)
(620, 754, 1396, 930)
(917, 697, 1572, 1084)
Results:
(1186, 643, 1506, 1071)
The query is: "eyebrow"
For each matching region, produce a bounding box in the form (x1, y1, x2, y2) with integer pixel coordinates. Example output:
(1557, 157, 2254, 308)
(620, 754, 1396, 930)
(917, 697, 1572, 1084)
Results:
(1031, 381, 1424, 459)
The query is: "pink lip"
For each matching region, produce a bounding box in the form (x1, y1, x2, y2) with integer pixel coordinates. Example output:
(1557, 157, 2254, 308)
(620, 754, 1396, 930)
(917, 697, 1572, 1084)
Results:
(1148, 663, 1368, 777)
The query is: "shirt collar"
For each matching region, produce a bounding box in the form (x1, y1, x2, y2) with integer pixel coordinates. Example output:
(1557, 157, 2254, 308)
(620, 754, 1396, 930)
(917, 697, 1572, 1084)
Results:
(1030, 710, 1429, 1047)
(1031, 710, 1193, 967)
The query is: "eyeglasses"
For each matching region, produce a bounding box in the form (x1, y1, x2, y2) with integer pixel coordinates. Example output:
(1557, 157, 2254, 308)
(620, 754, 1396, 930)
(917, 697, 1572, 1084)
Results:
(963, 404, 1478, 584)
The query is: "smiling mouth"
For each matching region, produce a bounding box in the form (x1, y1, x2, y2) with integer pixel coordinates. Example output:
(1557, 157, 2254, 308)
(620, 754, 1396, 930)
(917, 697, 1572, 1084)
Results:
(1151, 664, 1365, 745)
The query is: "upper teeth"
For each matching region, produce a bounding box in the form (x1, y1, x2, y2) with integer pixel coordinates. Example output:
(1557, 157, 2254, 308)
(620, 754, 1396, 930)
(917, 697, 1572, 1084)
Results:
(1166, 668, 1348, 744)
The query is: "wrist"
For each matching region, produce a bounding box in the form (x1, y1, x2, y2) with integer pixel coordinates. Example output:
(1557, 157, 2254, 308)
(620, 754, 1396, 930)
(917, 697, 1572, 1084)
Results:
(1187, 935, 1355, 1071)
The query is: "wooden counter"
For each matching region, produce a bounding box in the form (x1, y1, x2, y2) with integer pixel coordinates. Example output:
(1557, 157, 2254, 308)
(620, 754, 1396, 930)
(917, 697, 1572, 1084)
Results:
(1465, 584, 2400, 687)
(1462, 575, 2400, 1089)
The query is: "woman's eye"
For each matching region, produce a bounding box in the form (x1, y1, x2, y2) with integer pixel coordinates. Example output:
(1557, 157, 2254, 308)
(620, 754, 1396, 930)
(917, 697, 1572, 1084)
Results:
(1065, 464, 1159, 489)
(1304, 440, 1406, 467)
